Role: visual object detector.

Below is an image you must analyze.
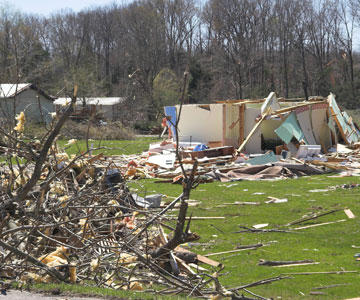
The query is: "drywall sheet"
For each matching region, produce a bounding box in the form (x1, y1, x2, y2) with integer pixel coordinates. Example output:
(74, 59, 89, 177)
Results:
(275, 112, 305, 144)
(295, 105, 317, 145)
(244, 107, 262, 153)
(247, 151, 278, 165)
(164, 106, 177, 140)
(176, 104, 223, 144)
(311, 103, 331, 148)
(328, 94, 359, 143)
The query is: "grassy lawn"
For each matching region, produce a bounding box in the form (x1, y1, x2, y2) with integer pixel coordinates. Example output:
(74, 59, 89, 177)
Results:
(135, 175, 360, 299)
(57, 137, 162, 156)
(8, 137, 360, 299)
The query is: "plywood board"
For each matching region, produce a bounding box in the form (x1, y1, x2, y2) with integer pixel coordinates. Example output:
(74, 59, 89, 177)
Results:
(295, 105, 317, 145)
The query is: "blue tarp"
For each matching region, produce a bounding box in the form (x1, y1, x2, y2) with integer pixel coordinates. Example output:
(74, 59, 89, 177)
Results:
(164, 106, 177, 140)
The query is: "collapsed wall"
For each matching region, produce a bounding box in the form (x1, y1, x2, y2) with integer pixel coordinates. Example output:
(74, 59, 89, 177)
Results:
(169, 92, 360, 155)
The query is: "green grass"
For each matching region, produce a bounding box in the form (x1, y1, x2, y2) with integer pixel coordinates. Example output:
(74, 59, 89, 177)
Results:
(57, 137, 162, 156)
(134, 175, 360, 299)
(9, 137, 360, 299)
(22, 283, 185, 300)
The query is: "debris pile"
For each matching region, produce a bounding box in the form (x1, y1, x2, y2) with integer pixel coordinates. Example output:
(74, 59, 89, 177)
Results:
(0, 151, 231, 298)
(117, 92, 360, 183)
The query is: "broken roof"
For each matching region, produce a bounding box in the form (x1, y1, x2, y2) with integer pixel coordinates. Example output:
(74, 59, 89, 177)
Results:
(54, 97, 126, 106)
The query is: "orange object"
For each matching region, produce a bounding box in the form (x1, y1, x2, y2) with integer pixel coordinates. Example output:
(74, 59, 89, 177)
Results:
(127, 160, 138, 168)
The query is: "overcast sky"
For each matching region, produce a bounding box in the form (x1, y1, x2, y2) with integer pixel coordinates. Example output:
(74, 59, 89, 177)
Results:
(2, 0, 134, 16)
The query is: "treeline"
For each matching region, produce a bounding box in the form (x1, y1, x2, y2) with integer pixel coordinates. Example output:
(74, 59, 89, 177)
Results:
(1, 0, 360, 126)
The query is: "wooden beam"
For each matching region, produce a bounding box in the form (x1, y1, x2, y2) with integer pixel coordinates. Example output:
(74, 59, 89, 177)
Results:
(270, 101, 328, 116)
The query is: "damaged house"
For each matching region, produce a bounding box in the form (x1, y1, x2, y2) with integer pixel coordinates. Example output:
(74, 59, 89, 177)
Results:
(165, 92, 360, 157)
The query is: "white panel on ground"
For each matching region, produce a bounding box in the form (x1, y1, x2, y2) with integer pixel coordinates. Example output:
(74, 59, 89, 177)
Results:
(295, 105, 317, 145)
(244, 107, 262, 154)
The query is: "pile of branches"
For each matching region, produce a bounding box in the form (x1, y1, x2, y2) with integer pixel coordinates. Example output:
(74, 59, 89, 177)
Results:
(0, 93, 233, 298)
(0, 153, 226, 297)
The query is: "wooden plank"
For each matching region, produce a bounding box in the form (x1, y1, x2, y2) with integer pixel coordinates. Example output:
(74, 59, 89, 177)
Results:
(270, 101, 328, 116)
(175, 246, 222, 268)
(87, 152, 103, 164)
(281, 271, 357, 276)
(204, 245, 263, 257)
(294, 219, 346, 230)
(229, 117, 240, 130)
(344, 209, 356, 219)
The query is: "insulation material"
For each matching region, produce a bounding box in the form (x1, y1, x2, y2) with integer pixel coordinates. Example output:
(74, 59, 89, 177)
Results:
(328, 94, 359, 144)
(244, 107, 262, 153)
(176, 104, 223, 144)
(275, 112, 305, 144)
(311, 103, 332, 148)
(295, 105, 316, 145)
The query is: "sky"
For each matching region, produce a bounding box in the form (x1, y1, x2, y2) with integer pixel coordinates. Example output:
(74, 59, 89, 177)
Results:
(3, 0, 134, 16)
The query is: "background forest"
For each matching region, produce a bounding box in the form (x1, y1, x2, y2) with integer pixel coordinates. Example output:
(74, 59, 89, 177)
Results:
(1, 0, 360, 128)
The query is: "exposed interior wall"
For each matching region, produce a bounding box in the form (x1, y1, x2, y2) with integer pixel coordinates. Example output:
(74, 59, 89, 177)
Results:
(176, 104, 223, 144)
(224, 104, 241, 147)
(311, 104, 332, 148)
(244, 104, 262, 153)
(261, 119, 283, 142)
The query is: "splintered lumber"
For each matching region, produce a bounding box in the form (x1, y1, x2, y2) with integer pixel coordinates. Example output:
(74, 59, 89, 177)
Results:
(311, 160, 350, 170)
(230, 275, 291, 291)
(270, 101, 328, 116)
(258, 259, 314, 267)
(280, 271, 358, 276)
(205, 244, 263, 257)
(175, 246, 222, 268)
(312, 283, 350, 290)
(294, 219, 346, 230)
(223, 201, 260, 206)
(286, 209, 341, 226)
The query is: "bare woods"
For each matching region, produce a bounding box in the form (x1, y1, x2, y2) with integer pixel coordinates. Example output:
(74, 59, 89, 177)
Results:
(1, 0, 360, 126)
